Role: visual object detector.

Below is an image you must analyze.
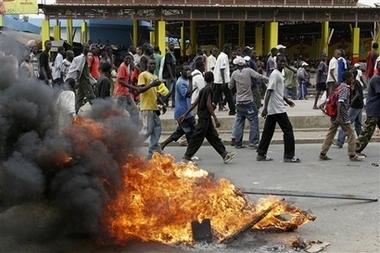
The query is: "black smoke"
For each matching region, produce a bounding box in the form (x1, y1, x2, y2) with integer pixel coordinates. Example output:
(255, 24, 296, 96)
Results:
(0, 52, 140, 237)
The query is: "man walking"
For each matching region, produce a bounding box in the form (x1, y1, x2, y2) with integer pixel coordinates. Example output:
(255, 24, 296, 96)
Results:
(179, 71, 236, 164)
(355, 62, 380, 156)
(160, 64, 196, 150)
(228, 56, 268, 149)
(256, 54, 300, 163)
(138, 57, 169, 159)
(319, 71, 363, 161)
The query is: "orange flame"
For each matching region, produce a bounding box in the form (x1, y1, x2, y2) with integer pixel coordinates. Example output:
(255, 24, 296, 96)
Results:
(102, 154, 315, 245)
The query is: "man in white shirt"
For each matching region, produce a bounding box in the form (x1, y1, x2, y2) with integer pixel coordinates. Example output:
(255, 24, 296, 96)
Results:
(56, 78, 76, 132)
(53, 46, 65, 87)
(65, 43, 95, 113)
(354, 63, 365, 87)
(60, 50, 74, 82)
(207, 47, 218, 72)
(191, 60, 206, 105)
(326, 49, 341, 97)
(213, 43, 236, 115)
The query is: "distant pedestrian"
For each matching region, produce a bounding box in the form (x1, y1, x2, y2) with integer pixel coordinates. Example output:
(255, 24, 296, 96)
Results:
(162, 43, 177, 107)
(114, 53, 140, 127)
(313, 54, 328, 109)
(213, 43, 236, 115)
(30, 45, 39, 80)
(256, 54, 300, 163)
(266, 47, 277, 77)
(365, 42, 378, 79)
(55, 78, 76, 132)
(297, 62, 309, 100)
(52, 46, 65, 87)
(18, 54, 34, 79)
(65, 43, 95, 113)
(179, 71, 237, 164)
(319, 71, 363, 161)
(207, 47, 218, 72)
(61, 50, 74, 82)
(326, 49, 341, 96)
(95, 61, 112, 99)
(353, 63, 366, 87)
(284, 61, 298, 101)
(39, 40, 53, 87)
(355, 62, 380, 156)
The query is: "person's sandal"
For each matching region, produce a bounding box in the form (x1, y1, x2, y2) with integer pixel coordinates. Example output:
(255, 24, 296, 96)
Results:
(284, 157, 301, 163)
(257, 155, 273, 161)
(319, 154, 332, 160)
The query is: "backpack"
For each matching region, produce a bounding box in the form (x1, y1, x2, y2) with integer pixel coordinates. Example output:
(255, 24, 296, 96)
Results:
(325, 85, 343, 117)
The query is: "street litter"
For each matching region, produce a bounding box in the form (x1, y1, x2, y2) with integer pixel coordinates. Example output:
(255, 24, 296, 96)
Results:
(291, 236, 330, 252)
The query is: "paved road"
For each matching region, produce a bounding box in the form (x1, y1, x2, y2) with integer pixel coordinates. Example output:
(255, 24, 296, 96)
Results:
(1, 143, 379, 253)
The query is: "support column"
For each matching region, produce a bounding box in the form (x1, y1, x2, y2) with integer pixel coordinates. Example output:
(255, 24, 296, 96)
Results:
(41, 19, 50, 50)
(157, 20, 166, 57)
(66, 11, 73, 46)
(180, 25, 186, 57)
(268, 22, 278, 52)
(377, 22, 380, 47)
(321, 21, 329, 57)
(189, 20, 197, 55)
(264, 21, 271, 55)
(0, 15, 3, 28)
(150, 31, 155, 45)
(154, 21, 159, 47)
(255, 26, 263, 57)
(218, 23, 225, 51)
(53, 21, 61, 41)
(81, 20, 88, 44)
(133, 19, 139, 46)
(352, 26, 360, 64)
(238, 21, 245, 48)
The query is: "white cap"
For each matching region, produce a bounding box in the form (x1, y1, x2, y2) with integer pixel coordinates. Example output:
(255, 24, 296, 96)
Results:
(354, 63, 361, 68)
(233, 56, 246, 66)
(301, 62, 309, 67)
(243, 56, 251, 62)
(276, 44, 286, 50)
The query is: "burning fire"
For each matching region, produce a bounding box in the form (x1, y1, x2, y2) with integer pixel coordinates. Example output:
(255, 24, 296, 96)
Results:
(102, 154, 315, 245)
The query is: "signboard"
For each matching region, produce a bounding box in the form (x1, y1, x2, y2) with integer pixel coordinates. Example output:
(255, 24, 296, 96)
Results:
(0, 0, 38, 15)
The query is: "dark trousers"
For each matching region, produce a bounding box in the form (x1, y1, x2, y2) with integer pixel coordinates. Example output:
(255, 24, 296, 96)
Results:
(257, 112, 295, 159)
(170, 116, 196, 143)
(75, 79, 95, 113)
(183, 118, 226, 160)
(213, 83, 236, 112)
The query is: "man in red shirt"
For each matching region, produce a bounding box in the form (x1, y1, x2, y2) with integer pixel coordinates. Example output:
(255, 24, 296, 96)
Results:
(114, 53, 140, 128)
(88, 44, 100, 81)
(365, 42, 378, 79)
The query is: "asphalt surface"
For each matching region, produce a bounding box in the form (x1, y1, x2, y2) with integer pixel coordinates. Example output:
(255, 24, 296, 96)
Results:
(1, 143, 379, 253)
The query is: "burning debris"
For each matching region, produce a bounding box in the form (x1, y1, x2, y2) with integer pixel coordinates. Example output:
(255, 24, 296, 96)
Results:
(0, 54, 315, 247)
(102, 154, 315, 245)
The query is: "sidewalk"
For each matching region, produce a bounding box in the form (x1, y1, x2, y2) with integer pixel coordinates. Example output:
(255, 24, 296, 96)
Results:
(157, 99, 380, 145)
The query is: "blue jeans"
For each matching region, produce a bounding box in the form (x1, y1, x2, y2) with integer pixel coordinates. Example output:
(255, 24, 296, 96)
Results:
(233, 102, 260, 147)
(298, 82, 308, 100)
(140, 110, 161, 159)
(284, 87, 297, 100)
(337, 107, 362, 146)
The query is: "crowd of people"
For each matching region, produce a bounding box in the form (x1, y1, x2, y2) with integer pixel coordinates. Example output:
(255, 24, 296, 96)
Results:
(16, 38, 379, 163)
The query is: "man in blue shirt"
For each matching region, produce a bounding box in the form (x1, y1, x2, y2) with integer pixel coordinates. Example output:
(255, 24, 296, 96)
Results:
(355, 61, 380, 156)
(160, 64, 196, 150)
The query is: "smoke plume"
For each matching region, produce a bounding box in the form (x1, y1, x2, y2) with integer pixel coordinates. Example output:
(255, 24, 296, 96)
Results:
(0, 52, 140, 237)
